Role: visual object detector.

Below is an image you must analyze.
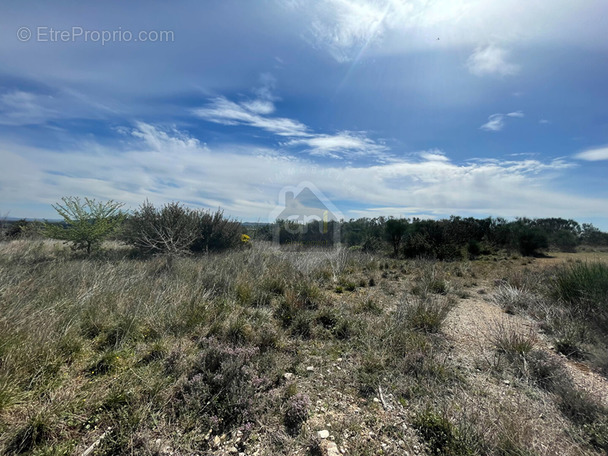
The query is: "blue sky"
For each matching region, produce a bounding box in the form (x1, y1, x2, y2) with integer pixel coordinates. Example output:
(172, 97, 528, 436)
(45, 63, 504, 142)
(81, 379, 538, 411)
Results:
(1, 0, 607, 227)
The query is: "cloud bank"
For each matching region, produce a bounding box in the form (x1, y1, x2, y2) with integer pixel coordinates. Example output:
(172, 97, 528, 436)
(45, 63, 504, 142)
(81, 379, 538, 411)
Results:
(2, 123, 600, 222)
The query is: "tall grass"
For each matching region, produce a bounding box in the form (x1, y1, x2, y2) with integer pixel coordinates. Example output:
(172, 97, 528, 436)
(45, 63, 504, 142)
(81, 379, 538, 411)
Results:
(550, 262, 608, 312)
(2, 239, 603, 454)
(490, 283, 544, 314)
(0, 240, 395, 453)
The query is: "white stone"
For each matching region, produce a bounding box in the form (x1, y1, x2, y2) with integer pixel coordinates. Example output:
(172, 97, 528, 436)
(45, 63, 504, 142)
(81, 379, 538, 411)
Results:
(211, 436, 221, 448)
(323, 441, 340, 456)
(317, 429, 330, 439)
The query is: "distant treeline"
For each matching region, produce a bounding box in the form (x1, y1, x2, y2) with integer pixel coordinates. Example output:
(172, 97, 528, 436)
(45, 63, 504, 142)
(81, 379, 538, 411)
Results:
(2, 206, 608, 259)
(252, 216, 608, 258)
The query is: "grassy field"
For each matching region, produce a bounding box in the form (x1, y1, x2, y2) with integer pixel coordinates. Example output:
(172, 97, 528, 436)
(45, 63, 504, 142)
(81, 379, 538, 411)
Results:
(1, 240, 607, 455)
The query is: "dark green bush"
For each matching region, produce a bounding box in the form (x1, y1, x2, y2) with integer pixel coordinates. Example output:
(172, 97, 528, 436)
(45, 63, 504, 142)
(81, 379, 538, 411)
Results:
(190, 208, 241, 253)
(467, 239, 481, 258)
(361, 235, 384, 253)
(516, 227, 548, 256)
(5, 219, 29, 239)
(552, 230, 578, 252)
(435, 243, 463, 261)
(385, 218, 408, 256)
(403, 232, 433, 259)
(412, 408, 475, 455)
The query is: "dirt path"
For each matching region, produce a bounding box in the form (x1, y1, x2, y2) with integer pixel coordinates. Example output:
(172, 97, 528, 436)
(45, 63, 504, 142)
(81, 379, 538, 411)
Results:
(446, 280, 608, 401)
(442, 280, 608, 455)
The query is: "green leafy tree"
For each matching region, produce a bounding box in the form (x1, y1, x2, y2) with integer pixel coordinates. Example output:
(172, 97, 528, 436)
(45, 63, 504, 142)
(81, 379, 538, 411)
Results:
(514, 225, 549, 256)
(385, 218, 408, 256)
(45, 197, 125, 254)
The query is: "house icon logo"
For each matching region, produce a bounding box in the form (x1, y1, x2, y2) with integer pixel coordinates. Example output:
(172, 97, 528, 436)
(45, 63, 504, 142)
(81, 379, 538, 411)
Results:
(269, 181, 343, 247)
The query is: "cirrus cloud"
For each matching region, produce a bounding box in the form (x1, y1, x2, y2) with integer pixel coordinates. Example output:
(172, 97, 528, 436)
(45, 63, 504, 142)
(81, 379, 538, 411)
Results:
(480, 111, 524, 132)
(193, 80, 390, 161)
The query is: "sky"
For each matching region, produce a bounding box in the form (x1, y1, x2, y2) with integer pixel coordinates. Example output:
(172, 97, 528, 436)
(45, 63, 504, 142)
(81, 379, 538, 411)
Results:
(1, 0, 607, 228)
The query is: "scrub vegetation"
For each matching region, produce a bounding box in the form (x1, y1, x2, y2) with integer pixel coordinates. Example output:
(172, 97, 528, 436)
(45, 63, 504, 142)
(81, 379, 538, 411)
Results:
(1, 199, 607, 455)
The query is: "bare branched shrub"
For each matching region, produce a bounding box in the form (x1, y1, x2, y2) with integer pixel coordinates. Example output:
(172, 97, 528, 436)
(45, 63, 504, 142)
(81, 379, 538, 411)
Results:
(125, 201, 241, 255)
(125, 200, 201, 255)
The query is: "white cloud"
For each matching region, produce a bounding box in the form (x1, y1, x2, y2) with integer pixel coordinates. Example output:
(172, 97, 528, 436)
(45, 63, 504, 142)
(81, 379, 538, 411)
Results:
(193, 96, 309, 137)
(194, 84, 389, 161)
(574, 146, 608, 161)
(131, 122, 201, 151)
(467, 45, 520, 77)
(192, 73, 316, 137)
(241, 100, 276, 115)
(480, 114, 505, 132)
(284, 131, 389, 159)
(539, 119, 550, 124)
(2, 123, 601, 223)
(480, 111, 524, 132)
(419, 149, 449, 162)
